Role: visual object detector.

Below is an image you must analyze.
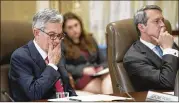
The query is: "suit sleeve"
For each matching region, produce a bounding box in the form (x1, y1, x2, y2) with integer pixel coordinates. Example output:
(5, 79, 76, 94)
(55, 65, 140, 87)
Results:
(123, 53, 179, 90)
(10, 52, 61, 100)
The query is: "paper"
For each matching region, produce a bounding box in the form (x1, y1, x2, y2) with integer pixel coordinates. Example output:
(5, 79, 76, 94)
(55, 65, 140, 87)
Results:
(48, 97, 72, 102)
(163, 92, 174, 95)
(92, 68, 109, 77)
(69, 94, 132, 101)
(48, 94, 132, 102)
(146, 91, 178, 102)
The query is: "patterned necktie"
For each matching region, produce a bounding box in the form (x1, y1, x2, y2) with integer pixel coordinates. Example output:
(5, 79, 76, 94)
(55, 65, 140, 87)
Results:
(155, 46, 163, 57)
(45, 57, 64, 92)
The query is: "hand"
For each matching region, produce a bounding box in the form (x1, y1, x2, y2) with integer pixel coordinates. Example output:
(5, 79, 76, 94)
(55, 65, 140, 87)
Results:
(83, 67, 96, 75)
(48, 42, 61, 65)
(151, 28, 174, 49)
(158, 28, 174, 49)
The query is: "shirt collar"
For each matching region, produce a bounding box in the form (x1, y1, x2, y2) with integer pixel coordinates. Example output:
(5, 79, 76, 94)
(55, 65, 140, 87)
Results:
(140, 38, 156, 50)
(33, 39, 47, 60)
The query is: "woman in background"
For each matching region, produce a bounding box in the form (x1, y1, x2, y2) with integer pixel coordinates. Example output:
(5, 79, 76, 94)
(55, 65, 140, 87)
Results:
(62, 12, 113, 94)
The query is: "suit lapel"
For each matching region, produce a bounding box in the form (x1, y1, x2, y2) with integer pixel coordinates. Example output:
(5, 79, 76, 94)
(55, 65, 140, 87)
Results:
(28, 41, 70, 90)
(28, 40, 46, 71)
(136, 40, 162, 68)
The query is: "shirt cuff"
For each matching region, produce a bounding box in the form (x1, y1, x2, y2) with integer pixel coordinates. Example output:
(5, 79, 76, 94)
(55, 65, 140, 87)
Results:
(163, 48, 178, 57)
(48, 63, 58, 71)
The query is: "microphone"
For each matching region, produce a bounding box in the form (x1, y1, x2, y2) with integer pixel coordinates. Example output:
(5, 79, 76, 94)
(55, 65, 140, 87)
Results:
(1, 90, 15, 102)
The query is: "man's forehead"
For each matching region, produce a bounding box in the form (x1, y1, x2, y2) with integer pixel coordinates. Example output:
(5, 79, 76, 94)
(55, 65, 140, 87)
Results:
(145, 9, 164, 20)
(45, 22, 62, 27)
(44, 23, 62, 34)
(45, 22, 62, 28)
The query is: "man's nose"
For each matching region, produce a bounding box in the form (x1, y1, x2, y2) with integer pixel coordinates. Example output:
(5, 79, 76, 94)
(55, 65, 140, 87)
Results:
(160, 20, 165, 27)
(54, 37, 60, 44)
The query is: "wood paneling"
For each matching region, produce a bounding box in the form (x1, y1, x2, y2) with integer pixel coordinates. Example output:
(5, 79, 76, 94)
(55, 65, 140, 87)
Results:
(1, 1, 36, 23)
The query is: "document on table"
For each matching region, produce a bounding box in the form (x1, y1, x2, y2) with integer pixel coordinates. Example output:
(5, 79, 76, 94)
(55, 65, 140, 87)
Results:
(92, 68, 109, 77)
(48, 94, 133, 102)
(48, 97, 71, 102)
(146, 91, 178, 102)
(163, 92, 174, 95)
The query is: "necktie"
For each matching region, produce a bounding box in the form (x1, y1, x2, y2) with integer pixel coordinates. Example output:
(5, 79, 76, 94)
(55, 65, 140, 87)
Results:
(45, 57, 64, 92)
(155, 46, 163, 57)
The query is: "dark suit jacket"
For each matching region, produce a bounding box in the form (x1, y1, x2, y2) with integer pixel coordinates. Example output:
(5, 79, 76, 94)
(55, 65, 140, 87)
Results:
(123, 40, 179, 91)
(9, 40, 76, 101)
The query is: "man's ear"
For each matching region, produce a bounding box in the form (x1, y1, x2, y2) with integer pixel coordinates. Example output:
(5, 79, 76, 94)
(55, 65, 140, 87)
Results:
(33, 28, 40, 37)
(138, 24, 146, 33)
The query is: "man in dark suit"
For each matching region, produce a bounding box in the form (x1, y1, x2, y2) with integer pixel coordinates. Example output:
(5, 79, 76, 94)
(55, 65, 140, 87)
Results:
(9, 9, 76, 101)
(123, 5, 179, 91)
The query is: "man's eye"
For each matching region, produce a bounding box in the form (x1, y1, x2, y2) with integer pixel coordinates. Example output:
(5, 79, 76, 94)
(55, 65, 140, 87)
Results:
(155, 20, 159, 23)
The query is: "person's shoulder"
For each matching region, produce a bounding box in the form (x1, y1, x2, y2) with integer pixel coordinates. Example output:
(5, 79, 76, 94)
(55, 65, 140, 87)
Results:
(124, 40, 140, 54)
(11, 43, 30, 59)
(123, 40, 145, 62)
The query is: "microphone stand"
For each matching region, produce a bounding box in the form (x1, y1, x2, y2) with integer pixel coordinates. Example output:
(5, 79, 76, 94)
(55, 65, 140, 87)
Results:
(1, 90, 15, 102)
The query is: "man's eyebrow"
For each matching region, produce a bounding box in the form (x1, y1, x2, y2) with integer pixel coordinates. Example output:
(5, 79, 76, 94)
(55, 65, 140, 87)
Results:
(48, 31, 63, 35)
(153, 17, 164, 20)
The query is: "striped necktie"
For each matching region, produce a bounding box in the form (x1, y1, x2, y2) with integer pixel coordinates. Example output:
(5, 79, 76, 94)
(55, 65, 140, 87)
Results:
(155, 46, 163, 57)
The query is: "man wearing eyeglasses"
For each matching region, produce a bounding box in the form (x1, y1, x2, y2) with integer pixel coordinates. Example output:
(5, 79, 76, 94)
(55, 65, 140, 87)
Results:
(9, 9, 76, 101)
(123, 5, 179, 91)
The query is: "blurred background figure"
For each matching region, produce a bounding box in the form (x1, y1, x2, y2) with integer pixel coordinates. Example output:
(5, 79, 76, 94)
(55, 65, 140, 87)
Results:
(62, 12, 113, 94)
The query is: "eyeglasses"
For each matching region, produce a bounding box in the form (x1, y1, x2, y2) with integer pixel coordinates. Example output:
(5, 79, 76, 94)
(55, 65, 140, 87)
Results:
(39, 29, 65, 40)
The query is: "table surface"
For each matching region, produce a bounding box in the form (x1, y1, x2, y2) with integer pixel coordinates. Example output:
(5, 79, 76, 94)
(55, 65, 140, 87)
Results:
(34, 90, 172, 102)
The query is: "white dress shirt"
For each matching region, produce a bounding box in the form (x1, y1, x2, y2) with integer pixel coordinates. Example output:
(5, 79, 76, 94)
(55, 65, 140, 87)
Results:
(33, 39, 58, 70)
(140, 38, 178, 58)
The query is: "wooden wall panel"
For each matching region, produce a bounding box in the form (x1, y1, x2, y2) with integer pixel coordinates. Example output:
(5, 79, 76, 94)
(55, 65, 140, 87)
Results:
(1, 1, 36, 23)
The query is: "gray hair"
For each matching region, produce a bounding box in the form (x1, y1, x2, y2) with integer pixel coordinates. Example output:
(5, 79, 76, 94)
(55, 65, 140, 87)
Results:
(134, 5, 162, 36)
(32, 8, 63, 30)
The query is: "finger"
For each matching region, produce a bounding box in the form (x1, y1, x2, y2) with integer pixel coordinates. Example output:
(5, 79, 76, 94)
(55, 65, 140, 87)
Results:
(57, 42, 61, 49)
(160, 27, 165, 35)
(54, 43, 61, 52)
(170, 35, 174, 40)
(53, 43, 61, 56)
(48, 42, 53, 54)
(165, 31, 171, 36)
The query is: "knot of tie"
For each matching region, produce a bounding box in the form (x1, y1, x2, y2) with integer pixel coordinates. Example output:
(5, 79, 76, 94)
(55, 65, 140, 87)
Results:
(45, 57, 49, 64)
